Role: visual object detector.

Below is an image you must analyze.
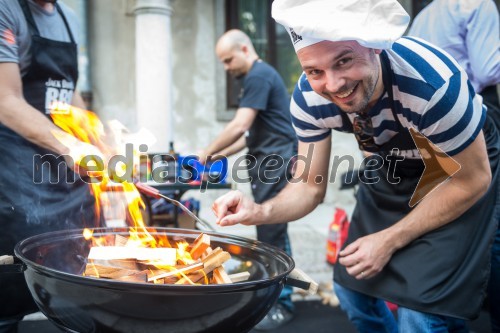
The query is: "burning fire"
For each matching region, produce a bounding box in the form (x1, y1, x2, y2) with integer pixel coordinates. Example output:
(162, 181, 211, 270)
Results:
(50, 102, 147, 230)
(49, 103, 232, 285)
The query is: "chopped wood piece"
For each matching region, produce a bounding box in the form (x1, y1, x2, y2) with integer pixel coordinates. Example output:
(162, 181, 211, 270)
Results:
(88, 246, 176, 265)
(145, 270, 177, 284)
(189, 234, 210, 260)
(213, 266, 232, 284)
(147, 262, 203, 282)
(0, 255, 14, 265)
(84, 263, 140, 279)
(203, 250, 230, 273)
(175, 249, 231, 285)
(90, 259, 139, 270)
(201, 247, 213, 260)
(83, 232, 249, 285)
(176, 257, 193, 266)
(202, 247, 222, 262)
(228, 271, 251, 283)
(115, 271, 148, 283)
(114, 234, 129, 247)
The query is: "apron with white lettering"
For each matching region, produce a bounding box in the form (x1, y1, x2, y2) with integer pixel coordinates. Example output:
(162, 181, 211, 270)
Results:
(334, 51, 500, 320)
(0, 0, 97, 319)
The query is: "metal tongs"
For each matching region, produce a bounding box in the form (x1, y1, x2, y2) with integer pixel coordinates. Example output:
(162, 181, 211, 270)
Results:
(135, 182, 215, 231)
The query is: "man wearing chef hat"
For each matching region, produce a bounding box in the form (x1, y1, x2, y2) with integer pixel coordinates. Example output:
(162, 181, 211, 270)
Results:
(212, 0, 500, 331)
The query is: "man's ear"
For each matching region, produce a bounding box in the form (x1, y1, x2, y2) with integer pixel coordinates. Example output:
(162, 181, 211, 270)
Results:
(374, 49, 383, 55)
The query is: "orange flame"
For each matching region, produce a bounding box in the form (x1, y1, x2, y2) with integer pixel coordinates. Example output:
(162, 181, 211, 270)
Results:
(50, 104, 206, 282)
(50, 103, 149, 235)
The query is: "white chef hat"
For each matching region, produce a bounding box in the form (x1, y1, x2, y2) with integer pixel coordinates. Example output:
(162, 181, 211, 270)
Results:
(272, 0, 410, 52)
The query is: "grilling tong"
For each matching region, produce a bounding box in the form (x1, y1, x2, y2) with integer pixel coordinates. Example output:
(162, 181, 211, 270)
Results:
(135, 182, 215, 231)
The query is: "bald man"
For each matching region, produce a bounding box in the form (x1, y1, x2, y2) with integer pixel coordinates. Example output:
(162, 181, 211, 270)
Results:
(199, 29, 297, 330)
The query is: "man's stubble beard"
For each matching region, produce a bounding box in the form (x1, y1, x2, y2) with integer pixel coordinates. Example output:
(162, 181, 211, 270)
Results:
(332, 51, 381, 114)
(342, 73, 377, 114)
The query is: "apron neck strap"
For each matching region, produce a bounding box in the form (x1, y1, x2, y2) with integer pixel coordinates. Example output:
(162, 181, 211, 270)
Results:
(17, 0, 75, 44)
(55, 3, 75, 43)
(18, 0, 39, 35)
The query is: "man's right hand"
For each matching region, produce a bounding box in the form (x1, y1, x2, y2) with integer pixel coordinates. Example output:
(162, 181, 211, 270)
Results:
(198, 151, 208, 166)
(198, 151, 225, 166)
(63, 139, 105, 178)
(212, 190, 263, 226)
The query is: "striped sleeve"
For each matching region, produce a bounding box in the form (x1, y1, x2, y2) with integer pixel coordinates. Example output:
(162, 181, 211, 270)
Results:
(419, 70, 485, 156)
(391, 37, 485, 156)
(290, 74, 333, 142)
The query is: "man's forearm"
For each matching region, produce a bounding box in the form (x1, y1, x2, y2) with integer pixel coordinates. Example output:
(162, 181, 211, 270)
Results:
(258, 137, 331, 224)
(0, 94, 69, 154)
(217, 135, 246, 157)
(259, 180, 326, 225)
(384, 135, 491, 251)
(205, 107, 256, 157)
(205, 123, 246, 156)
(386, 173, 490, 251)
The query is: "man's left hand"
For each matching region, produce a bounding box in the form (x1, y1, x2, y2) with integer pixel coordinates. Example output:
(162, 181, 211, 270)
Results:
(337, 231, 395, 280)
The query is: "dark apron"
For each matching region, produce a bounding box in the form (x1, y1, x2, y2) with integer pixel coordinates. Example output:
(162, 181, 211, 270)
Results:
(0, 0, 97, 319)
(334, 51, 500, 320)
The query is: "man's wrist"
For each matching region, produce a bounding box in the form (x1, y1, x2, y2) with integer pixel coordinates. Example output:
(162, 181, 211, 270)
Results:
(256, 202, 273, 225)
(385, 223, 410, 252)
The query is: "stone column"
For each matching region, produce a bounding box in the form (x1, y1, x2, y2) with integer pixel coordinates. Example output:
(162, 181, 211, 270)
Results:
(134, 0, 173, 152)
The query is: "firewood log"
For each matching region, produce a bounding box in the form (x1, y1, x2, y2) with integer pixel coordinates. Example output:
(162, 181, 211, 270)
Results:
(228, 271, 251, 283)
(88, 246, 176, 265)
(175, 249, 230, 285)
(84, 263, 140, 279)
(189, 234, 210, 260)
(115, 271, 148, 283)
(147, 262, 203, 282)
(213, 266, 232, 284)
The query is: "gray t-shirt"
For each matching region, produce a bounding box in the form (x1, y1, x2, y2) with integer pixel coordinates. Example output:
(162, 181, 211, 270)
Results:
(0, 0, 79, 76)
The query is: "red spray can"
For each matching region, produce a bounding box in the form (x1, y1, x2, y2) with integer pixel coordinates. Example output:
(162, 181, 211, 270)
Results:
(326, 208, 350, 265)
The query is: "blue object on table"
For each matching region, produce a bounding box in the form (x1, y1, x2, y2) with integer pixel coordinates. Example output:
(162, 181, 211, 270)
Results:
(177, 155, 228, 183)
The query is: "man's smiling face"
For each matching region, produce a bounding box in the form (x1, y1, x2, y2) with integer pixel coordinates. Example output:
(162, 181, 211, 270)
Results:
(297, 40, 383, 114)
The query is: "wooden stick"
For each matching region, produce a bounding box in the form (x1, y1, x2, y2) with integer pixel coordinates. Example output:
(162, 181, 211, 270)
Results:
(84, 263, 140, 279)
(175, 249, 230, 285)
(201, 247, 213, 260)
(189, 234, 210, 260)
(115, 271, 148, 283)
(90, 259, 139, 270)
(203, 250, 230, 273)
(88, 246, 176, 265)
(228, 271, 251, 283)
(201, 247, 222, 263)
(147, 262, 203, 282)
(213, 266, 232, 284)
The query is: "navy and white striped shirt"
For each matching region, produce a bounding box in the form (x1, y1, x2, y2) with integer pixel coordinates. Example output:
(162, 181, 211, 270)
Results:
(291, 37, 486, 156)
